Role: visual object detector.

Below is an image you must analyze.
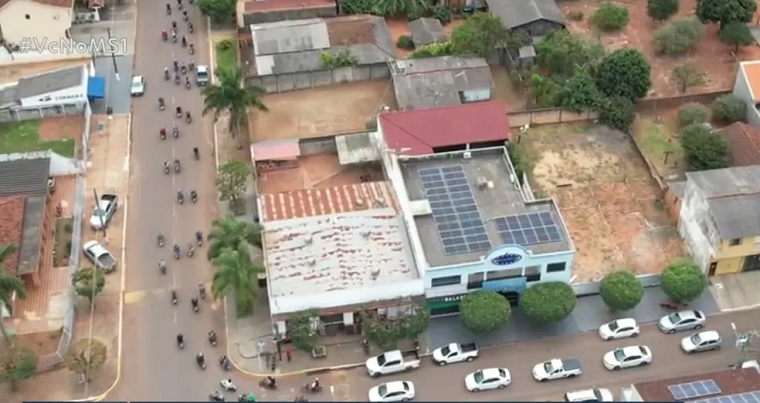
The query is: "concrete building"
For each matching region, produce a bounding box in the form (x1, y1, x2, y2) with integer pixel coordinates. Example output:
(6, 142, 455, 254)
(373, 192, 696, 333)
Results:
(0, 0, 73, 46)
(485, 0, 564, 38)
(389, 57, 493, 111)
(382, 146, 575, 315)
(237, 0, 337, 26)
(622, 368, 760, 402)
(733, 61, 760, 128)
(408, 18, 446, 46)
(677, 166, 760, 276)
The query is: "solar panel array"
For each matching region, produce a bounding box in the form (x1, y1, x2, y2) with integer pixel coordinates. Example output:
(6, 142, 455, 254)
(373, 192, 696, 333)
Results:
(419, 166, 491, 255)
(668, 379, 722, 400)
(693, 390, 760, 403)
(494, 212, 563, 246)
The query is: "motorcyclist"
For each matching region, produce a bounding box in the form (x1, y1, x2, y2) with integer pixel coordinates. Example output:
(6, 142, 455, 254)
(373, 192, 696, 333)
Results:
(294, 395, 307, 402)
(182, 35, 187, 46)
(166, 3, 171, 12)
(177, 190, 184, 203)
(197, 352, 205, 364)
(208, 331, 217, 343)
(189, 60, 195, 70)
(158, 232, 165, 243)
(163, 161, 169, 172)
(162, 29, 168, 40)
(173, 60, 179, 71)
(173, 243, 180, 255)
(174, 159, 181, 169)
(191, 297, 199, 308)
(159, 260, 167, 272)
(185, 111, 192, 122)
(182, 9, 188, 19)
(189, 43, 195, 54)
(188, 22, 194, 32)
(175, 74, 181, 84)
(171, 290, 178, 303)
(160, 127, 167, 137)
(177, 333, 183, 344)
(176, 106, 182, 115)
(172, 20, 178, 30)
(185, 77, 191, 86)
(190, 190, 197, 200)
(158, 97, 165, 108)
(310, 378, 320, 391)
(195, 231, 203, 242)
(164, 67, 170, 79)
(193, 147, 199, 159)
(198, 283, 206, 298)
(173, 126, 179, 136)
(266, 376, 276, 388)
(171, 31, 177, 41)
(187, 243, 194, 255)
(181, 62, 186, 73)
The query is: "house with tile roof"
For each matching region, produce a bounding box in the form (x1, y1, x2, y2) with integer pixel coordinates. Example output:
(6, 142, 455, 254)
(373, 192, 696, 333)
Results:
(0, 0, 74, 46)
(719, 122, 760, 167)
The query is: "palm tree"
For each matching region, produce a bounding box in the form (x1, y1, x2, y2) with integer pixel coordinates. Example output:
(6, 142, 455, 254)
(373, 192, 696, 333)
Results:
(201, 66, 268, 148)
(211, 244, 263, 316)
(207, 217, 262, 261)
(0, 243, 25, 345)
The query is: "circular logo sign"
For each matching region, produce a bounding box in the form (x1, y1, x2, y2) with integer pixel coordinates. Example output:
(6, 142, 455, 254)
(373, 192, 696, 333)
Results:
(491, 253, 522, 266)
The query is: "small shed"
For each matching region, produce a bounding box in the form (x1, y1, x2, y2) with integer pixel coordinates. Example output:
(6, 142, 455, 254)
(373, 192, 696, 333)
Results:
(408, 18, 447, 46)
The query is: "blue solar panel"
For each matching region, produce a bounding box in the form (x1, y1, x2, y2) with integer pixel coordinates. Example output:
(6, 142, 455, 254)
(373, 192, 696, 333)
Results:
(668, 380, 722, 401)
(495, 212, 563, 246)
(419, 166, 491, 255)
(693, 390, 760, 403)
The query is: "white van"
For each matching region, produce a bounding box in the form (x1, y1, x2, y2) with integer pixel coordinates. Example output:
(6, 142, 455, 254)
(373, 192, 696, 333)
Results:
(564, 388, 614, 402)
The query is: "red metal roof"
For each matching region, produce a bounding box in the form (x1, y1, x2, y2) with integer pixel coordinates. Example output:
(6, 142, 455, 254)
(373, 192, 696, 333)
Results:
(378, 101, 510, 156)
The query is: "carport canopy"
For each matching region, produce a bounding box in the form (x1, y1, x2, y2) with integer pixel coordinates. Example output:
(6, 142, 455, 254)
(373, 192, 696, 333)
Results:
(87, 76, 105, 99)
(251, 139, 300, 161)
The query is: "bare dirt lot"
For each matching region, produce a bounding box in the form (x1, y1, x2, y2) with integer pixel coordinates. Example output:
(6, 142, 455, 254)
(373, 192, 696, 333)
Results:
(559, 0, 760, 98)
(522, 123, 687, 282)
(249, 80, 397, 142)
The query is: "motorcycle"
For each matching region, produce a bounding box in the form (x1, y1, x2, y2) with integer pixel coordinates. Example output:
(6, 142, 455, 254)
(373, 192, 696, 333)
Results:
(163, 163, 170, 174)
(160, 128, 166, 140)
(199, 284, 207, 299)
(208, 333, 217, 346)
(210, 393, 225, 402)
(171, 291, 178, 305)
(189, 24, 194, 33)
(173, 246, 181, 260)
(192, 300, 200, 313)
(181, 64, 187, 74)
(165, 70, 170, 80)
(186, 112, 192, 124)
(172, 33, 177, 43)
(174, 160, 181, 173)
(182, 37, 187, 47)
(173, 126, 180, 138)
(175, 75, 181, 85)
(197, 355, 207, 370)
(162, 31, 168, 41)
(221, 379, 237, 392)
(301, 385, 322, 394)
(158, 233, 165, 247)
(188, 244, 195, 257)
(176, 107, 182, 118)
(191, 190, 197, 203)
(189, 44, 195, 55)
(294, 397, 308, 402)
(183, 10, 189, 21)
(193, 147, 200, 160)
(159, 99, 165, 111)
(177, 336, 184, 349)
(159, 261, 167, 275)
(220, 356, 230, 370)
(258, 380, 277, 390)
(186, 80, 192, 89)
(173, 61, 179, 72)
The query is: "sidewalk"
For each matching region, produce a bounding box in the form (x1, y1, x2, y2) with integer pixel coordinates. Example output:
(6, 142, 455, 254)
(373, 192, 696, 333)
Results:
(426, 285, 720, 349)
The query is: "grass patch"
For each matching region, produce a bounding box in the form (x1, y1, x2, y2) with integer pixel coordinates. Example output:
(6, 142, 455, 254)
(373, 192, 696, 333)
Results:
(632, 116, 686, 178)
(215, 39, 237, 73)
(0, 120, 75, 157)
(52, 217, 74, 267)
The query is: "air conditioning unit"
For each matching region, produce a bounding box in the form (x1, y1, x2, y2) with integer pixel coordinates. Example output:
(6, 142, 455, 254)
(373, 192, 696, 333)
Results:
(308, 257, 316, 266)
(362, 230, 372, 238)
(304, 236, 313, 245)
(477, 176, 488, 190)
(463, 151, 472, 159)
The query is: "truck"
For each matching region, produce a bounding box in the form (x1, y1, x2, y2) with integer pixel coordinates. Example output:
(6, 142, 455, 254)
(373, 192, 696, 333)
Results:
(432, 342, 478, 366)
(89, 194, 118, 230)
(366, 350, 421, 377)
(532, 358, 582, 382)
(83, 240, 117, 272)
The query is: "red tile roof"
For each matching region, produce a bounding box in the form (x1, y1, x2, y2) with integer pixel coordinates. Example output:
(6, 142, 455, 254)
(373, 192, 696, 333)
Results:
(0, 196, 25, 275)
(378, 101, 510, 156)
(260, 181, 399, 222)
(31, 0, 73, 8)
(634, 368, 760, 401)
(244, 0, 334, 13)
(720, 122, 760, 167)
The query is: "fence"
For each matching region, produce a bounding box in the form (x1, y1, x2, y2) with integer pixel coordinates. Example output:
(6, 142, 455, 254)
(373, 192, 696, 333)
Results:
(246, 63, 390, 94)
(507, 108, 599, 128)
(571, 273, 661, 297)
(0, 102, 86, 123)
(636, 90, 731, 112)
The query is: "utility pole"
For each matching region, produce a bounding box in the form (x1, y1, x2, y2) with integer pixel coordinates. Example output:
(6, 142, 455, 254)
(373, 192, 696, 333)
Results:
(92, 189, 107, 239)
(731, 322, 760, 368)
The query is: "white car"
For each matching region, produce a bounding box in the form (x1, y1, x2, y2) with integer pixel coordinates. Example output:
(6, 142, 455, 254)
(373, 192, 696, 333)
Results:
(130, 75, 145, 96)
(598, 318, 640, 341)
(465, 368, 511, 392)
(82, 240, 117, 272)
(603, 345, 652, 371)
(681, 330, 722, 353)
(564, 388, 615, 402)
(368, 381, 415, 402)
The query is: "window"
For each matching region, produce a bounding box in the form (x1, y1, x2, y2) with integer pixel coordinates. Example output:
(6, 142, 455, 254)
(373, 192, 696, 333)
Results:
(467, 272, 484, 290)
(546, 262, 566, 273)
(486, 268, 521, 281)
(431, 275, 461, 287)
(24, 14, 30, 19)
(525, 266, 541, 282)
(730, 238, 742, 246)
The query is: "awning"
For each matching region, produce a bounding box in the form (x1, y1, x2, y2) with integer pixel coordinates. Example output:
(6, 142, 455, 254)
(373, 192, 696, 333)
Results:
(87, 76, 105, 99)
(252, 140, 300, 161)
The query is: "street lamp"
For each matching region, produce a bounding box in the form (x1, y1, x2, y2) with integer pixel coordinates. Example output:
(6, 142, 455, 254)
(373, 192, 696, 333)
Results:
(731, 322, 760, 368)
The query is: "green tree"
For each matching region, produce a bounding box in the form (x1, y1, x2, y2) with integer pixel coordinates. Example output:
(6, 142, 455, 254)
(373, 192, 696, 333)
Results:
(211, 244, 263, 317)
(596, 49, 651, 101)
(507, 142, 527, 184)
(647, 0, 679, 22)
(217, 159, 249, 214)
(207, 216, 262, 261)
(719, 21, 755, 52)
(72, 267, 105, 308)
(528, 73, 559, 108)
(680, 124, 730, 170)
(520, 282, 577, 324)
(201, 66, 268, 147)
(360, 306, 429, 350)
(672, 64, 707, 94)
(599, 96, 636, 131)
(449, 12, 508, 57)
(0, 346, 36, 389)
(0, 243, 25, 344)
(289, 310, 318, 352)
(660, 259, 707, 303)
(712, 94, 746, 122)
(696, 0, 757, 29)
(591, 2, 630, 31)
(536, 30, 605, 79)
(556, 66, 602, 112)
(460, 290, 511, 334)
(653, 17, 704, 55)
(63, 338, 107, 383)
(677, 103, 710, 127)
(599, 271, 644, 311)
(197, 0, 236, 23)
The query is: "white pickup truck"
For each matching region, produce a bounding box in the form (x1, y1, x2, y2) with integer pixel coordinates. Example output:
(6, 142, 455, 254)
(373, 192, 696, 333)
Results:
(532, 358, 582, 382)
(366, 350, 421, 378)
(432, 342, 478, 366)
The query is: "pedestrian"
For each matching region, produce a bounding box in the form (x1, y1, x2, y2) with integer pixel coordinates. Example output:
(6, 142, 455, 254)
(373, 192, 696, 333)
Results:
(285, 347, 292, 362)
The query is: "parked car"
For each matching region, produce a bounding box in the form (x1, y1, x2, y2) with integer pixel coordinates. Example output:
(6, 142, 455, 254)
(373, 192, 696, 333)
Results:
(366, 350, 420, 377)
(82, 240, 117, 272)
(681, 331, 722, 353)
(563, 388, 614, 402)
(195, 65, 209, 86)
(658, 310, 705, 334)
(89, 194, 118, 230)
(368, 381, 415, 402)
(130, 75, 145, 96)
(464, 368, 511, 392)
(532, 358, 582, 381)
(432, 343, 478, 366)
(598, 318, 639, 341)
(603, 345, 652, 371)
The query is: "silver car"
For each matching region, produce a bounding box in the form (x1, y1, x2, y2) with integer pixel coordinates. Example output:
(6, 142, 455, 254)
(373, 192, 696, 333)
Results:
(658, 310, 705, 334)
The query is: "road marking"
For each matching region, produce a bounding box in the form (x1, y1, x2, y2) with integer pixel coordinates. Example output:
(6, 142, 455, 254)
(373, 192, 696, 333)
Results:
(173, 310, 177, 324)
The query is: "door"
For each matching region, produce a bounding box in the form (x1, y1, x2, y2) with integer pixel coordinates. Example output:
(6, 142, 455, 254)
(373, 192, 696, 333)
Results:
(708, 262, 717, 276)
(743, 255, 760, 272)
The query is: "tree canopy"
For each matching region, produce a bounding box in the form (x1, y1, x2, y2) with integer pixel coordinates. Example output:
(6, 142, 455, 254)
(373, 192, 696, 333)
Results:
(695, 0, 757, 28)
(536, 30, 605, 80)
(556, 66, 602, 112)
(595, 49, 652, 101)
(72, 267, 105, 306)
(672, 64, 706, 94)
(460, 290, 511, 334)
(198, 0, 236, 23)
(653, 17, 703, 55)
(591, 2, 630, 31)
(598, 96, 636, 132)
(0, 346, 36, 387)
(63, 338, 107, 381)
(216, 159, 249, 213)
(360, 306, 429, 350)
(449, 12, 509, 58)
(201, 67, 268, 145)
(712, 94, 747, 122)
(680, 124, 730, 171)
(520, 282, 577, 324)
(207, 216, 262, 261)
(0, 243, 25, 343)
(676, 103, 710, 128)
(211, 244, 263, 316)
(719, 22, 755, 52)
(660, 260, 707, 303)
(599, 271, 644, 311)
(289, 310, 318, 352)
(647, 0, 679, 21)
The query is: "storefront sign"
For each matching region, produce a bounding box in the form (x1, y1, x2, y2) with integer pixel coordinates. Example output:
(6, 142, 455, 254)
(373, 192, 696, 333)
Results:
(491, 252, 522, 266)
(482, 277, 527, 294)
